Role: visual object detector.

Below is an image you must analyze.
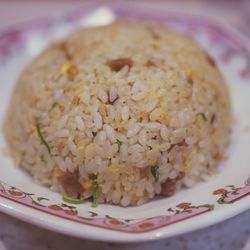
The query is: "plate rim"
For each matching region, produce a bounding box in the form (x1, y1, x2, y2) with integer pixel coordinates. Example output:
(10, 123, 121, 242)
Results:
(0, 186, 250, 243)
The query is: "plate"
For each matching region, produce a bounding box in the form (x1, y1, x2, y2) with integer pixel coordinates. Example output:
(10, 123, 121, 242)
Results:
(0, 2, 250, 243)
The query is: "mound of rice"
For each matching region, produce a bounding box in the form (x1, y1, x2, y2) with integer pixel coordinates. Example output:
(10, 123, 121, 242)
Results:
(4, 21, 231, 206)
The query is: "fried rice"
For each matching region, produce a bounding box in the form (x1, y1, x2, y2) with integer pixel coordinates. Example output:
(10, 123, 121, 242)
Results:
(4, 21, 231, 206)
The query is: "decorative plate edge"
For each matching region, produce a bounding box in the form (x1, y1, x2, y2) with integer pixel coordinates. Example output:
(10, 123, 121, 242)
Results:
(0, 178, 249, 233)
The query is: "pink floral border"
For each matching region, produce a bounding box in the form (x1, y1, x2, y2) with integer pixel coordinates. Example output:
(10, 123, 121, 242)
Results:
(0, 178, 250, 233)
(213, 177, 250, 204)
(0, 180, 214, 233)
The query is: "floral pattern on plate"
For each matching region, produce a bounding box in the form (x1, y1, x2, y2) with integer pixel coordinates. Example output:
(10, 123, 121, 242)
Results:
(0, 180, 216, 233)
(213, 177, 250, 204)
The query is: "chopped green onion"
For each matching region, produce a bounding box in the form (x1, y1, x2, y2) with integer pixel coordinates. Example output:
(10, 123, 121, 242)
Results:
(150, 164, 159, 181)
(91, 184, 99, 208)
(36, 124, 51, 155)
(92, 132, 97, 137)
(210, 114, 216, 124)
(89, 174, 97, 181)
(87, 174, 99, 207)
(40, 154, 46, 163)
(198, 112, 208, 122)
(62, 194, 85, 204)
(116, 139, 122, 151)
(49, 102, 58, 112)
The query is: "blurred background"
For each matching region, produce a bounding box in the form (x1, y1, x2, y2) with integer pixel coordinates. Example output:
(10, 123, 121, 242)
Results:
(0, 0, 249, 37)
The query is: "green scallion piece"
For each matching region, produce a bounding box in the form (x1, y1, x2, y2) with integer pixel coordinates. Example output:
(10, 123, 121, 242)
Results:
(62, 195, 85, 204)
(150, 164, 159, 181)
(40, 154, 46, 163)
(116, 139, 122, 150)
(91, 185, 99, 208)
(36, 123, 51, 155)
(49, 102, 58, 112)
(198, 112, 208, 122)
(210, 114, 216, 124)
(87, 174, 99, 207)
(89, 174, 97, 181)
(92, 132, 97, 137)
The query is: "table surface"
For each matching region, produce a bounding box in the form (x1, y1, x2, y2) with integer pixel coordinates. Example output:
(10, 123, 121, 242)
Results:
(0, 1, 249, 250)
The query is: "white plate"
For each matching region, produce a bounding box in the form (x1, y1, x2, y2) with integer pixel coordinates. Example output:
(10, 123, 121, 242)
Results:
(0, 2, 250, 243)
